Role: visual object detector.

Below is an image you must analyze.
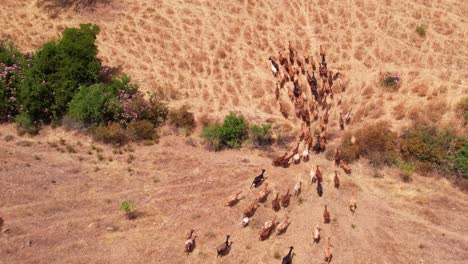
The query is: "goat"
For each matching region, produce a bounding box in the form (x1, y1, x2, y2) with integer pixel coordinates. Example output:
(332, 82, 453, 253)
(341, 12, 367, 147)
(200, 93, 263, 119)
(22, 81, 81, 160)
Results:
(334, 149, 341, 167)
(277, 215, 290, 234)
(302, 145, 309, 162)
(344, 109, 352, 124)
(350, 191, 357, 214)
(269, 57, 280, 77)
(282, 246, 294, 264)
(225, 191, 243, 207)
(272, 193, 281, 211)
(257, 183, 270, 202)
(288, 41, 295, 65)
(275, 82, 280, 101)
(251, 169, 266, 188)
(281, 189, 291, 208)
(292, 142, 300, 164)
(294, 180, 302, 196)
(259, 216, 277, 240)
(323, 205, 330, 224)
(334, 171, 340, 189)
(339, 112, 345, 130)
(280, 102, 289, 119)
(313, 224, 321, 243)
(340, 161, 352, 174)
(317, 180, 323, 197)
(242, 216, 249, 227)
(324, 237, 332, 263)
(0, 217, 3, 233)
(216, 235, 232, 257)
(185, 229, 196, 253)
(315, 165, 323, 183)
(243, 199, 259, 217)
(310, 168, 317, 184)
(273, 152, 288, 167)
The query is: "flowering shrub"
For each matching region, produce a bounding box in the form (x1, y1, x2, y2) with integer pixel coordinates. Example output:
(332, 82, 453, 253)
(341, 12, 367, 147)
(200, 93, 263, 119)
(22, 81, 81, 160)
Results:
(0, 42, 30, 122)
(382, 73, 401, 87)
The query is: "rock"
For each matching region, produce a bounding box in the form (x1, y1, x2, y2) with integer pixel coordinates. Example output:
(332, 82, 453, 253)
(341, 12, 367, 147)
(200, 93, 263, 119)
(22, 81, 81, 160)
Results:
(106, 226, 116, 232)
(3, 228, 11, 234)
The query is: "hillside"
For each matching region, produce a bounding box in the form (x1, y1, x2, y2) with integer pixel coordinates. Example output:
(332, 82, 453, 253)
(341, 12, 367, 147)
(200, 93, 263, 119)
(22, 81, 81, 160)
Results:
(0, 0, 467, 263)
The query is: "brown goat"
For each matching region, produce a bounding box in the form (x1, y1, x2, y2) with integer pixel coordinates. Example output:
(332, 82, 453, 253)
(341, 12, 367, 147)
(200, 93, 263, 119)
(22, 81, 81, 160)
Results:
(257, 183, 270, 202)
(185, 229, 196, 253)
(340, 161, 352, 174)
(315, 165, 323, 183)
(272, 193, 281, 211)
(334, 171, 340, 189)
(225, 191, 243, 206)
(324, 237, 332, 263)
(243, 199, 259, 217)
(335, 149, 341, 167)
(281, 189, 292, 208)
(323, 205, 330, 224)
(279, 102, 289, 119)
(350, 191, 357, 214)
(260, 216, 277, 240)
(272, 152, 288, 167)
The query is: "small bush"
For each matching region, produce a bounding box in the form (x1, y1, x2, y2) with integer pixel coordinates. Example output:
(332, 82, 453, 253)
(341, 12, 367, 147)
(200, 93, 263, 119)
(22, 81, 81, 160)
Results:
(356, 122, 399, 167)
(382, 73, 401, 88)
(456, 97, 468, 126)
(201, 112, 248, 150)
(169, 105, 195, 134)
(126, 120, 155, 141)
(399, 162, 415, 182)
(91, 122, 127, 145)
(119, 200, 136, 219)
(146, 93, 168, 127)
(249, 123, 272, 147)
(453, 142, 468, 178)
(339, 132, 360, 162)
(15, 113, 39, 135)
(416, 25, 427, 37)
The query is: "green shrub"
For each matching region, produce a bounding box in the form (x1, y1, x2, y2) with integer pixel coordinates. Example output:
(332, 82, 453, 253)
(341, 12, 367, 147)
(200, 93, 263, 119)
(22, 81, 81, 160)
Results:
(399, 162, 415, 182)
(249, 123, 272, 147)
(356, 121, 399, 166)
(453, 142, 468, 178)
(119, 199, 136, 219)
(416, 25, 427, 37)
(201, 125, 222, 151)
(91, 122, 127, 145)
(15, 113, 39, 135)
(0, 42, 30, 122)
(127, 120, 155, 141)
(169, 105, 195, 133)
(339, 132, 360, 162)
(18, 23, 101, 123)
(456, 97, 468, 126)
(146, 93, 168, 127)
(201, 112, 248, 150)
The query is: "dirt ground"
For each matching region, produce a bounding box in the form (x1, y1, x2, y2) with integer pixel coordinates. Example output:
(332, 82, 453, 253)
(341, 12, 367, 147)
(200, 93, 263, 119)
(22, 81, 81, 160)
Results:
(1, 0, 468, 263)
(0, 124, 467, 264)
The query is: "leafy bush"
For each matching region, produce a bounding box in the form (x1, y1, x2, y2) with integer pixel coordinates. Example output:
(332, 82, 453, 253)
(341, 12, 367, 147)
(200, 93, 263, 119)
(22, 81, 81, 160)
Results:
(0, 41, 29, 122)
(382, 73, 401, 87)
(119, 199, 136, 219)
(201, 113, 248, 150)
(91, 122, 127, 145)
(146, 93, 168, 127)
(169, 105, 195, 134)
(18, 23, 101, 122)
(399, 162, 415, 182)
(249, 123, 272, 147)
(416, 25, 427, 37)
(456, 97, 468, 126)
(15, 112, 39, 135)
(339, 132, 360, 162)
(356, 122, 399, 166)
(453, 142, 468, 178)
(126, 120, 155, 141)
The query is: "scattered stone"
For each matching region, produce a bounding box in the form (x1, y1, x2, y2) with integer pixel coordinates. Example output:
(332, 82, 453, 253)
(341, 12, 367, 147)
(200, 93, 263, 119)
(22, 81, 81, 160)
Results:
(106, 226, 116, 232)
(3, 228, 11, 234)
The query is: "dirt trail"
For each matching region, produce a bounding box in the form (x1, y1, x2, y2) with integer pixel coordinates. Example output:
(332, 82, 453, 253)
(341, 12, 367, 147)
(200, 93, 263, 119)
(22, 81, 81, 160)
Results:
(0, 124, 467, 264)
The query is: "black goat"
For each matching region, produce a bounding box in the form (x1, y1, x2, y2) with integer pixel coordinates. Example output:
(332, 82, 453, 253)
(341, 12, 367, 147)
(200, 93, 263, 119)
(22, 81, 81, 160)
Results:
(251, 169, 266, 188)
(282, 246, 294, 264)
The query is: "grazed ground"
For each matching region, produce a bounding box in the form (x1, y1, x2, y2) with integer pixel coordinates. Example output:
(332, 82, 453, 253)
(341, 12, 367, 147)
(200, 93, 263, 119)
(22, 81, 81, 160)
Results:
(0, 0, 467, 263)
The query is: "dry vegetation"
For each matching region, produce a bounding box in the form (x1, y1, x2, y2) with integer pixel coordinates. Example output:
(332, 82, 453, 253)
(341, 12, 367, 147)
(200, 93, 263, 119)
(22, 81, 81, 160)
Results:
(1, 0, 468, 263)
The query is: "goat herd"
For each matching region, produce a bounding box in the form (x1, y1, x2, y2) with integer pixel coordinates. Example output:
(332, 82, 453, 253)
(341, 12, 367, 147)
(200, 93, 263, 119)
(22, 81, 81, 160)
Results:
(184, 44, 358, 263)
